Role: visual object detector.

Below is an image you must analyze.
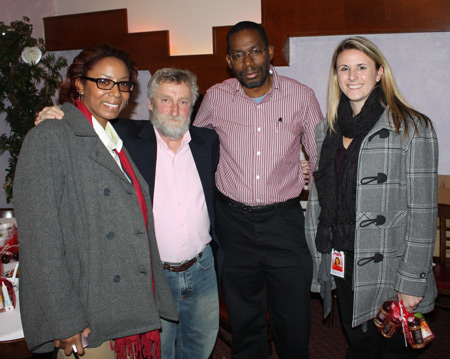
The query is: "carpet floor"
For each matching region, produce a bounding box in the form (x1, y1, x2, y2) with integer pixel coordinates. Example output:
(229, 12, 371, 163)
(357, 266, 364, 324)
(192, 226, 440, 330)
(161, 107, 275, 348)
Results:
(211, 294, 450, 359)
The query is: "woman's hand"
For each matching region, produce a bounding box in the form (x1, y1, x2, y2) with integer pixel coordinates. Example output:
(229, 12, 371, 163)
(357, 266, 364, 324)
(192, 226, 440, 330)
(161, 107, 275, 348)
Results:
(398, 292, 423, 313)
(35, 106, 64, 125)
(54, 326, 91, 356)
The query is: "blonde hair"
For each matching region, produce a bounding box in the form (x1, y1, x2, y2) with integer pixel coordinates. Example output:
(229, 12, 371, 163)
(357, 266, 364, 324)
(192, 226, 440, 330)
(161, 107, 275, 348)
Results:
(327, 36, 431, 133)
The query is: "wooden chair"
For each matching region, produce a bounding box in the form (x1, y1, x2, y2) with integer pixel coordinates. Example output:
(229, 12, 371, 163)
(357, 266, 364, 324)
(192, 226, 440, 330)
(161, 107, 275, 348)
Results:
(432, 203, 450, 319)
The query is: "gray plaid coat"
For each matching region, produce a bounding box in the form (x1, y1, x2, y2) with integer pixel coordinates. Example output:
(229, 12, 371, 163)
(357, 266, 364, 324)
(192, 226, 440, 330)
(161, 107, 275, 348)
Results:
(305, 109, 438, 327)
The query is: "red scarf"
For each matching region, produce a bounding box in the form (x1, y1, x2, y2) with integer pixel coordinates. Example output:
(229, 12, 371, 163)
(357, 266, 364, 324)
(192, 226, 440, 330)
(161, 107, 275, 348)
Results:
(75, 99, 160, 359)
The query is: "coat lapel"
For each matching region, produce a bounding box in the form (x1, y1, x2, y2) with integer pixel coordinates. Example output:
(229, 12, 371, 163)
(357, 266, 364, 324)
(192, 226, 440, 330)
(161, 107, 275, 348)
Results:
(88, 140, 132, 184)
(189, 128, 216, 227)
(189, 129, 209, 195)
(62, 103, 136, 185)
(125, 146, 152, 205)
(136, 122, 158, 202)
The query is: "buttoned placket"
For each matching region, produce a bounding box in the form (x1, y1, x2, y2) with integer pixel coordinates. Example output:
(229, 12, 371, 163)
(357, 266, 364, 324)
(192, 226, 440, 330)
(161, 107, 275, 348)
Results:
(254, 101, 263, 204)
(169, 146, 190, 259)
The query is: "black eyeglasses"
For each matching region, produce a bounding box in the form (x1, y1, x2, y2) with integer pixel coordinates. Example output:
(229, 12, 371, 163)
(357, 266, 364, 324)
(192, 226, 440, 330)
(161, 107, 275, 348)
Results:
(80, 76, 135, 92)
(229, 48, 266, 62)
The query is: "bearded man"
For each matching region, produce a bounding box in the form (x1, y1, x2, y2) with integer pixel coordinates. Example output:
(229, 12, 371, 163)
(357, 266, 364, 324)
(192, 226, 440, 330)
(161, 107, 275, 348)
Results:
(114, 68, 221, 359)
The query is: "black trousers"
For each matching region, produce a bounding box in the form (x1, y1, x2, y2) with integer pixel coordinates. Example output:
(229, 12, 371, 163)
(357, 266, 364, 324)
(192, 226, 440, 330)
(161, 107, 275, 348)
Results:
(216, 198, 312, 359)
(335, 254, 419, 359)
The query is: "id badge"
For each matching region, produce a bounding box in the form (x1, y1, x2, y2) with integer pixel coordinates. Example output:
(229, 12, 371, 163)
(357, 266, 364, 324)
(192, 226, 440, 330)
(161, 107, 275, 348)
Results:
(331, 249, 345, 278)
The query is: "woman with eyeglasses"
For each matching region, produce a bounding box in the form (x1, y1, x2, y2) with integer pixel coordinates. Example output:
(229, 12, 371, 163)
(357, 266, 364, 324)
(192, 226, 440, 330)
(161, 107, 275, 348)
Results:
(14, 44, 177, 359)
(305, 36, 438, 358)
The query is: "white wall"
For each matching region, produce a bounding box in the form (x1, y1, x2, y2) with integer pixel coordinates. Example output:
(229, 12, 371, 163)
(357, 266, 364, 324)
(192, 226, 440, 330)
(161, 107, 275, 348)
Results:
(276, 32, 450, 174)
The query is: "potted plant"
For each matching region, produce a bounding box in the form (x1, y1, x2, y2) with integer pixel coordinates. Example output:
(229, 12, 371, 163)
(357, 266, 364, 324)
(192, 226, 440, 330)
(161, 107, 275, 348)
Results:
(0, 17, 67, 203)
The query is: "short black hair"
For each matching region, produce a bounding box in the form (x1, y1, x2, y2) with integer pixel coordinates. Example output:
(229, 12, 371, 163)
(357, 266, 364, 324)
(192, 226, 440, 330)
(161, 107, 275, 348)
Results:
(226, 21, 269, 54)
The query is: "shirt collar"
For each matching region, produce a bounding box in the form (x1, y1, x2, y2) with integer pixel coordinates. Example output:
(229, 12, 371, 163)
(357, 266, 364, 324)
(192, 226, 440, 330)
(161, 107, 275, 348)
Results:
(270, 66, 281, 91)
(92, 116, 123, 153)
(153, 126, 191, 152)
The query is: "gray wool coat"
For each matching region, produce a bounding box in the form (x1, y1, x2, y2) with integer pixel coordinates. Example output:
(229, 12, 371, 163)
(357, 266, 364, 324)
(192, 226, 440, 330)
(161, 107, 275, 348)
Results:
(305, 109, 438, 327)
(14, 103, 178, 353)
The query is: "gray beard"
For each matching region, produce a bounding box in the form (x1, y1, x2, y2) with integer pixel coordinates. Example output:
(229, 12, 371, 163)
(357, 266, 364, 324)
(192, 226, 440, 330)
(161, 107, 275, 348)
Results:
(150, 111, 190, 140)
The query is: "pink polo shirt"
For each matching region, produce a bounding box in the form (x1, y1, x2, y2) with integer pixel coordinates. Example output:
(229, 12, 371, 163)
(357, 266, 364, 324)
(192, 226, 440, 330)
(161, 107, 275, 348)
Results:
(152, 128, 211, 263)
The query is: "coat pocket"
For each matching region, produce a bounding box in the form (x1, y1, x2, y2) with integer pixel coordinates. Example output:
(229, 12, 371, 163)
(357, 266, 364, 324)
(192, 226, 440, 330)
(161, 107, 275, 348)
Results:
(356, 210, 407, 254)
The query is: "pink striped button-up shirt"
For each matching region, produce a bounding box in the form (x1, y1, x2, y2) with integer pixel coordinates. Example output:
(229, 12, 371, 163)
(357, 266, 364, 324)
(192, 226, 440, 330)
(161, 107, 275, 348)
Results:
(194, 67, 323, 205)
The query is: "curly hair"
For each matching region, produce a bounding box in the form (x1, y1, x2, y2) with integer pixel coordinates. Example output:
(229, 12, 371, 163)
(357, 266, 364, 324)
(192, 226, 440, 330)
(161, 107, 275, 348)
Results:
(58, 44, 138, 104)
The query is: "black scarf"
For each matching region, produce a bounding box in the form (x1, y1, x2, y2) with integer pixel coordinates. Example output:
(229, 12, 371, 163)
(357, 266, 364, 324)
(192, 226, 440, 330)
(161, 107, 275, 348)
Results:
(315, 88, 385, 253)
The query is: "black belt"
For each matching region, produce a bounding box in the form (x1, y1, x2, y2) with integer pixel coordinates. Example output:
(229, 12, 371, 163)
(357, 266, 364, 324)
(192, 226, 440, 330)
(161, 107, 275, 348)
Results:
(216, 191, 300, 214)
(163, 250, 203, 272)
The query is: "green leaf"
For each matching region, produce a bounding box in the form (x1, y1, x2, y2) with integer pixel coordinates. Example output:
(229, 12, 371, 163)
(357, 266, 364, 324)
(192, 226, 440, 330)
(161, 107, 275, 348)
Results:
(0, 17, 67, 202)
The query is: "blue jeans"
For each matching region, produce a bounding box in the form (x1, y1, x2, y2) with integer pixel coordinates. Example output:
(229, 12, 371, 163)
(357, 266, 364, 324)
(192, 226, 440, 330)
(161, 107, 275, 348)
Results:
(160, 244, 219, 359)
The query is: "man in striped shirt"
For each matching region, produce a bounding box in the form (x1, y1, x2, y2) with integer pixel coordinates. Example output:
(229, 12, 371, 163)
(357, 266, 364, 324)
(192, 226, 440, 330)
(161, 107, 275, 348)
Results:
(194, 21, 323, 358)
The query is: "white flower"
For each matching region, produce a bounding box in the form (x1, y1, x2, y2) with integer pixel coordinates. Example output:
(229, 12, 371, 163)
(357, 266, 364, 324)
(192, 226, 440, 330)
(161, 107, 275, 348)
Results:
(21, 46, 42, 65)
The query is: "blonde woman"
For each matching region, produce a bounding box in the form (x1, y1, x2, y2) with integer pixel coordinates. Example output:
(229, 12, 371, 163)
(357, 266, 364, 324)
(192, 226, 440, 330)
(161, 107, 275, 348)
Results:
(305, 37, 438, 358)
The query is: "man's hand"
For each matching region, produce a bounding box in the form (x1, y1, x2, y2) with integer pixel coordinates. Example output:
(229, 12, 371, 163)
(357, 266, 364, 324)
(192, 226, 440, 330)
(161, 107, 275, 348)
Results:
(301, 159, 310, 182)
(35, 105, 64, 125)
(54, 327, 91, 356)
(398, 293, 423, 313)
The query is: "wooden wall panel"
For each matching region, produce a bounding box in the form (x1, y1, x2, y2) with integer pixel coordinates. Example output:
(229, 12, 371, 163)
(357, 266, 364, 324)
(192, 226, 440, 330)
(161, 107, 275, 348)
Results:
(44, 9, 129, 51)
(44, 1, 450, 93)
